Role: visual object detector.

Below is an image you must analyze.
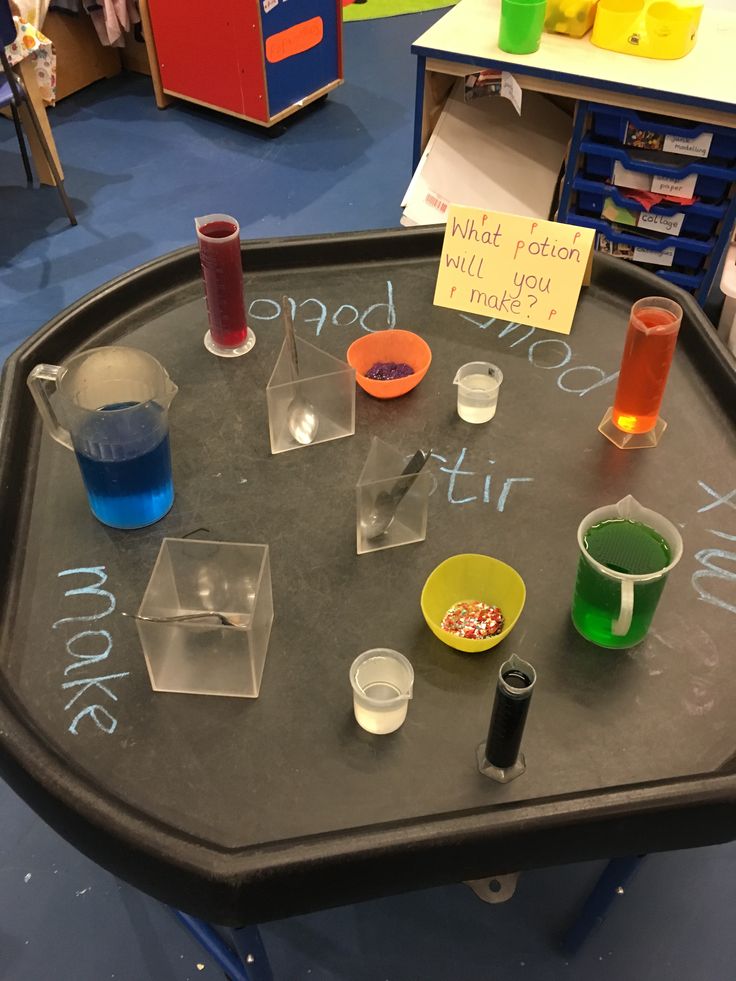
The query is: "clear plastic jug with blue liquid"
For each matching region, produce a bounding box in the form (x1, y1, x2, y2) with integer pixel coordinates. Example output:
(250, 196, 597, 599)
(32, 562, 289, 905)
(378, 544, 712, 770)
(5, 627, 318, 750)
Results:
(27, 347, 177, 529)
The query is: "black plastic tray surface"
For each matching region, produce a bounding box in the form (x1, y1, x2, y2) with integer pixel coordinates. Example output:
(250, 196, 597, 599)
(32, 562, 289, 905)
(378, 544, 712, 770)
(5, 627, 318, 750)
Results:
(1, 229, 734, 925)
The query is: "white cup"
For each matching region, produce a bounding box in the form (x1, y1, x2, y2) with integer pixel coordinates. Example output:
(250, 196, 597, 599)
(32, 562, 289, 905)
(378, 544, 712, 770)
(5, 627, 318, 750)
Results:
(350, 649, 414, 734)
(454, 362, 503, 424)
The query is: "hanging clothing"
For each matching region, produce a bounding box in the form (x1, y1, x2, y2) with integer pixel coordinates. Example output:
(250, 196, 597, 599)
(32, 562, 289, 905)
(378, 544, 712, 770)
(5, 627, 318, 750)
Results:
(10, 0, 51, 25)
(83, 0, 138, 47)
(6, 1, 56, 103)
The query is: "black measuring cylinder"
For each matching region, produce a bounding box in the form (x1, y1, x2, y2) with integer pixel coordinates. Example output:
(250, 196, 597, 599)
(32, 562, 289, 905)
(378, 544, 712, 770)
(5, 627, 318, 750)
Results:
(484, 654, 537, 769)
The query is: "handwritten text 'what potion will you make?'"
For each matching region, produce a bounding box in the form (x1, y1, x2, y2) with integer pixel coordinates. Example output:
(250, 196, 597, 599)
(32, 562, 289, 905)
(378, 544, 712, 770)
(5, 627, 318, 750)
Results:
(434, 206, 595, 336)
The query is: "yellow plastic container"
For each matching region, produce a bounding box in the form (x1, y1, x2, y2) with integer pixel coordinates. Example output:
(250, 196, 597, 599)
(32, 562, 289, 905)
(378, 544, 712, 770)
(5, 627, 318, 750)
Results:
(591, 0, 703, 59)
(420, 554, 526, 653)
(545, 0, 599, 38)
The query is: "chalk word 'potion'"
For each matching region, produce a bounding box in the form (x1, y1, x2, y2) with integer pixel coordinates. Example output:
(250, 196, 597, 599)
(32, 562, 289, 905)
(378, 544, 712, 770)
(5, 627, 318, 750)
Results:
(247, 281, 396, 337)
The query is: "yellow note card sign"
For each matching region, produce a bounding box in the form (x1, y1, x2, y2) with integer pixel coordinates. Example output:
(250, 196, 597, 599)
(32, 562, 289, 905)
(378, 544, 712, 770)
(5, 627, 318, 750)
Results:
(434, 207, 595, 335)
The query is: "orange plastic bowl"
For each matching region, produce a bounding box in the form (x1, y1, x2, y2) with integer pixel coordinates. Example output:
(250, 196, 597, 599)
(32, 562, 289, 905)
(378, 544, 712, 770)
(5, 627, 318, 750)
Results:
(346, 330, 432, 399)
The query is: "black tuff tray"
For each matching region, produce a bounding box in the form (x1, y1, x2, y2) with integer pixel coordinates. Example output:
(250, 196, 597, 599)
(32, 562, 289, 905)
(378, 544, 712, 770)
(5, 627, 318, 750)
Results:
(1, 228, 735, 927)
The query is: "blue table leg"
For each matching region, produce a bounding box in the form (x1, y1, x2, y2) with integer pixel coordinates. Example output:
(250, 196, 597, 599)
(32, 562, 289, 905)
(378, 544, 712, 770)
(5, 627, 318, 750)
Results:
(172, 909, 271, 981)
(561, 855, 645, 954)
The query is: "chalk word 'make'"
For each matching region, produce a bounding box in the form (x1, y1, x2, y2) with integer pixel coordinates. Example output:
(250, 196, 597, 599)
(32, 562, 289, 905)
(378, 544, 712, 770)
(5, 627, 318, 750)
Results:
(53, 566, 127, 736)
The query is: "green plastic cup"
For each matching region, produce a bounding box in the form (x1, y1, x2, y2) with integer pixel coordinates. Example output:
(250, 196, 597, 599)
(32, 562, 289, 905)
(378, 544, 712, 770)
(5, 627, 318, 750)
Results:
(499, 0, 547, 54)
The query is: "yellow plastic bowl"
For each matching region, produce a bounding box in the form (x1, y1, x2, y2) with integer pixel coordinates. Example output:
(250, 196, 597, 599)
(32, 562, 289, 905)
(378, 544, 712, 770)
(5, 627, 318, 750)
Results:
(420, 554, 526, 653)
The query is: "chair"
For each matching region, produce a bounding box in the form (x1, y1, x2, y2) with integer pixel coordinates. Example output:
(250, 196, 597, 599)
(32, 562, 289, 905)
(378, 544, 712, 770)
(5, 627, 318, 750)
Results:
(0, 0, 76, 225)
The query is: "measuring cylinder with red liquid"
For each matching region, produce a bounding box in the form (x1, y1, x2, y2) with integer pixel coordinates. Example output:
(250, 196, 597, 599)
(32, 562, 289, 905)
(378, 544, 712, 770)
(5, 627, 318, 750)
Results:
(195, 214, 255, 358)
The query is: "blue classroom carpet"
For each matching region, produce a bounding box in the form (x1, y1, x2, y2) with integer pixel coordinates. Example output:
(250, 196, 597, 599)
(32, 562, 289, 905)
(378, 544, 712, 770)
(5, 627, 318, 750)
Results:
(3, 777, 736, 980)
(0, 11, 446, 365)
(1, 11, 736, 981)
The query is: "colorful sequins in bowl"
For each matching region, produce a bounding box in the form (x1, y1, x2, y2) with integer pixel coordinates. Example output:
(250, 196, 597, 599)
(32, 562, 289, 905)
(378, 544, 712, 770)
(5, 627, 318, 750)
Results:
(441, 601, 505, 640)
(347, 330, 432, 399)
(421, 553, 526, 653)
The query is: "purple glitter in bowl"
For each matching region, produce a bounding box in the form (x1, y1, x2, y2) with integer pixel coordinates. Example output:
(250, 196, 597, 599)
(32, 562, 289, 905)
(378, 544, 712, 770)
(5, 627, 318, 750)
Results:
(365, 361, 415, 382)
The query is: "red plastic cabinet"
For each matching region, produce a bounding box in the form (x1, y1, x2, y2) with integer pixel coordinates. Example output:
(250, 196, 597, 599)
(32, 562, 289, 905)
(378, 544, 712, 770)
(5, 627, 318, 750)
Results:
(147, 0, 343, 125)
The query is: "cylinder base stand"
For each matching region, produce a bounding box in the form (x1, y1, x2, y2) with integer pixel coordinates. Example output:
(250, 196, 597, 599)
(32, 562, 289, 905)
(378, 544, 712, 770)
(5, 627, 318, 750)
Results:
(598, 407, 666, 449)
(477, 743, 526, 784)
(204, 328, 257, 359)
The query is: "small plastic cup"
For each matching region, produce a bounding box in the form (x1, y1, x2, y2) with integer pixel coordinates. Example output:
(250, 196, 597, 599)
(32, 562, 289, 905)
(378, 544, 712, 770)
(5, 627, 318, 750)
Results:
(350, 649, 414, 735)
(499, 0, 547, 54)
(454, 362, 503, 424)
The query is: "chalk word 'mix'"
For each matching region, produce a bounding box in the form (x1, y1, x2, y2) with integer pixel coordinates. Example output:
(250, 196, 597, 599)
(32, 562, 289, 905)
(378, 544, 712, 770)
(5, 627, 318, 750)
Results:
(53, 566, 127, 736)
(692, 482, 736, 616)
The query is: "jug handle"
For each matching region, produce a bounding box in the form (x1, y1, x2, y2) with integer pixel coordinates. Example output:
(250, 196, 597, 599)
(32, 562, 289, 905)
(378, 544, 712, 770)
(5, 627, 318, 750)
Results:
(612, 579, 634, 637)
(27, 365, 73, 450)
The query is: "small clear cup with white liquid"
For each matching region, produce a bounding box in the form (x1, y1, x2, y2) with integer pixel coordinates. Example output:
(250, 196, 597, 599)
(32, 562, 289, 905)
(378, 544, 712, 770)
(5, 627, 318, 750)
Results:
(454, 362, 503, 424)
(350, 649, 414, 734)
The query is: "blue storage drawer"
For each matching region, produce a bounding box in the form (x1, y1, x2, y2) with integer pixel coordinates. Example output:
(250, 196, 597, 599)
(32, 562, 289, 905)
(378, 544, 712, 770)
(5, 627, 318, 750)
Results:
(580, 141, 735, 203)
(656, 268, 706, 292)
(588, 106, 736, 165)
(572, 177, 726, 240)
(566, 213, 712, 274)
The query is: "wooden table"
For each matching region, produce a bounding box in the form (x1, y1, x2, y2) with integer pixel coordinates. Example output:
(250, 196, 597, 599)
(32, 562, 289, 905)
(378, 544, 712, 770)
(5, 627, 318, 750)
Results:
(411, 0, 736, 166)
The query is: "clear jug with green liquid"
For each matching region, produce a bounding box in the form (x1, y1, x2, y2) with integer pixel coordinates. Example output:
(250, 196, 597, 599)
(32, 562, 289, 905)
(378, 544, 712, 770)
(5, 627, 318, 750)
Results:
(572, 496, 683, 649)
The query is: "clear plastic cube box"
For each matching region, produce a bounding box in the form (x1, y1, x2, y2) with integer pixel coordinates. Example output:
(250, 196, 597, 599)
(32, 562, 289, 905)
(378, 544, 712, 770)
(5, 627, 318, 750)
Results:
(136, 538, 274, 698)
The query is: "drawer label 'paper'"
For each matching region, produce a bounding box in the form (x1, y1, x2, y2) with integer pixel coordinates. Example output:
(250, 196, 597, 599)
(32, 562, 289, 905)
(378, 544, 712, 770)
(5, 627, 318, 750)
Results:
(651, 172, 698, 198)
(434, 206, 594, 335)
